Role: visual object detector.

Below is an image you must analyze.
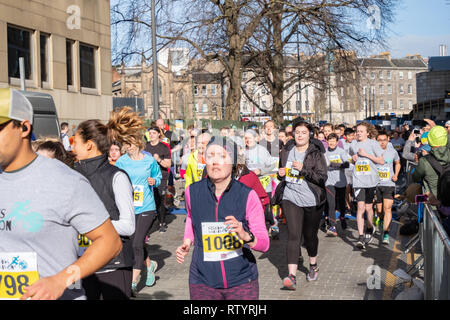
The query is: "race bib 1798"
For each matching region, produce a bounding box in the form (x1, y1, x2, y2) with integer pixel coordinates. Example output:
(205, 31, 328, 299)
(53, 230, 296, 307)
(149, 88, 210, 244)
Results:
(0, 252, 39, 300)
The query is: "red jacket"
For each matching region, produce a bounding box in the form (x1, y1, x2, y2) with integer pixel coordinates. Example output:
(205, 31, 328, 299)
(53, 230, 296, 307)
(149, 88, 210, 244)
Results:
(237, 166, 270, 209)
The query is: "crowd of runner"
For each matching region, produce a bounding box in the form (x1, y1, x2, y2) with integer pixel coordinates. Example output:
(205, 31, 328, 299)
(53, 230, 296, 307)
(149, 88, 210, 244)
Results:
(1, 88, 449, 300)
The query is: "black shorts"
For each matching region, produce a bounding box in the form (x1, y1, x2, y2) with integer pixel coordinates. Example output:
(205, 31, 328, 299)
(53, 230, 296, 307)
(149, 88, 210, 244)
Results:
(353, 187, 376, 204)
(376, 186, 395, 202)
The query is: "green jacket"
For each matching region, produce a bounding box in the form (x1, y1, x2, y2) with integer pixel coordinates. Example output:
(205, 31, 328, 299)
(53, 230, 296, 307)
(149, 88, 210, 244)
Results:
(412, 145, 450, 196)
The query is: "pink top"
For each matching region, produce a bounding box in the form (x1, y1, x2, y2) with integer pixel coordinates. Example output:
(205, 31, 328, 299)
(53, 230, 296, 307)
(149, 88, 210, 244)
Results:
(183, 185, 270, 253)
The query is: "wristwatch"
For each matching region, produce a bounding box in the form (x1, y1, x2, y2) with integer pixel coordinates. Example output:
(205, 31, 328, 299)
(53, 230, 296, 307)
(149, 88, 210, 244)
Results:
(243, 231, 255, 244)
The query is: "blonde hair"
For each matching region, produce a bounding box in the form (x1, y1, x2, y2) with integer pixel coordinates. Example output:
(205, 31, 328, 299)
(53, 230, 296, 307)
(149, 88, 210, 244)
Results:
(356, 122, 379, 139)
(107, 107, 146, 150)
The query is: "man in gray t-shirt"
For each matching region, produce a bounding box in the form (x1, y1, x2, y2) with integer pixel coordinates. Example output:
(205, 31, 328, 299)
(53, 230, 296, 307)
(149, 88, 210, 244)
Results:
(349, 138, 385, 189)
(0, 89, 121, 300)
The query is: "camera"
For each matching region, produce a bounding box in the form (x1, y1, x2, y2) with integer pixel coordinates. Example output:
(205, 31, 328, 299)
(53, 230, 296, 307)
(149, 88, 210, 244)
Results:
(415, 194, 428, 203)
(413, 129, 420, 135)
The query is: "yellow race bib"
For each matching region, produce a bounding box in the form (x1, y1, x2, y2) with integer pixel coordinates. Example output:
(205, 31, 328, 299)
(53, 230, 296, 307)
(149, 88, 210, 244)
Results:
(201, 222, 244, 262)
(0, 252, 39, 300)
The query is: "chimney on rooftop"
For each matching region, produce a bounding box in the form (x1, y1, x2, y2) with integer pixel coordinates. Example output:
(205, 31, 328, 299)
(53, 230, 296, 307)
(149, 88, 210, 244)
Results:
(440, 44, 448, 56)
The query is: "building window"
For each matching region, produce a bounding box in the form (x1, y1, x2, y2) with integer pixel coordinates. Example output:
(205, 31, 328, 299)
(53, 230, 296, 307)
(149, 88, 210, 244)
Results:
(7, 25, 32, 79)
(211, 84, 216, 96)
(66, 39, 74, 87)
(202, 103, 208, 113)
(379, 85, 384, 95)
(242, 72, 247, 80)
(379, 71, 383, 79)
(408, 84, 412, 94)
(242, 101, 248, 112)
(408, 100, 413, 109)
(380, 99, 384, 110)
(387, 84, 392, 95)
(371, 72, 375, 80)
(400, 85, 404, 94)
(371, 86, 375, 94)
(363, 86, 367, 95)
(399, 71, 404, 80)
(387, 71, 391, 79)
(400, 100, 404, 109)
(79, 43, 96, 89)
(262, 86, 266, 95)
(388, 100, 393, 109)
(262, 100, 268, 110)
(194, 85, 198, 95)
(340, 87, 344, 96)
(341, 101, 344, 111)
(202, 85, 207, 96)
(408, 71, 412, 80)
(40, 33, 49, 84)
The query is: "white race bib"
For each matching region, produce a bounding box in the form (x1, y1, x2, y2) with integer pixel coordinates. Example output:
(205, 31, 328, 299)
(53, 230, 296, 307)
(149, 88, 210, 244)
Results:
(0, 252, 39, 300)
(378, 167, 390, 181)
(133, 185, 144, 207)
(197, 163, 206, 177)
(285, 161, 304, 185)
(201, 222, 243, 262)
(329, 154, 342, 164)
(355, 160, 371, 176)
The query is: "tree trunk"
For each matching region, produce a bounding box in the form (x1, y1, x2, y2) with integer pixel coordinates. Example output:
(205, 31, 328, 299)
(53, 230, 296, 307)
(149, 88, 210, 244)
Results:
(269, 1, 284, 125)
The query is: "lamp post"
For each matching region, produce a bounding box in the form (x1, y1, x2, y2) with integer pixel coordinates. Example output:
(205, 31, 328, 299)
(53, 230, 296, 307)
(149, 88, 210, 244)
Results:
(151, 0, 159, 120)
(326, 47, 334, 123)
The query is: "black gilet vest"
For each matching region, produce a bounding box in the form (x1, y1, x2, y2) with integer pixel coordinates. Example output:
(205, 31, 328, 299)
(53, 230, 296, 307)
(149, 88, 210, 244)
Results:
(74, 153, 134, 271)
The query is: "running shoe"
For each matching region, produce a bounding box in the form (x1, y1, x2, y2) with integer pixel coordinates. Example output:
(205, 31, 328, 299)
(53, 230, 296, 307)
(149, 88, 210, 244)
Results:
(356, 235, 366, 249)
(364, 227, 375, 245)
(282, 274, 297, 290)
(306, 265, 319, 282)
(131, 282, 138, 297)
(326, 226, 338, 237)
(146, 260, 158, 287)
(382, 232, 390, 245)
(340, 217, 347, 230)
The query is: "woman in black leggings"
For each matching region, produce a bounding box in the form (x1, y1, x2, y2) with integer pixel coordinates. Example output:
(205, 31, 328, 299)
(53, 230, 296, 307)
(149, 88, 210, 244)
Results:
(277, 120, 327, 290)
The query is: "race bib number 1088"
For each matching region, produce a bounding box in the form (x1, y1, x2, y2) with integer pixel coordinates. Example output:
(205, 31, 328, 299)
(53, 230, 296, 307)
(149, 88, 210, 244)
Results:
(201, 222, 243, 262)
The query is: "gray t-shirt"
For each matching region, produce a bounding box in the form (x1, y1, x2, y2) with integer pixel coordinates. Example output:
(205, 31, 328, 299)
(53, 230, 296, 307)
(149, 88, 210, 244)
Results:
(325, 147, 350, 188)
(282, 148, 317, 207)
(377, 148, 400, 187)
(0, 155, 110, 300)
(349, 139, 384, 188)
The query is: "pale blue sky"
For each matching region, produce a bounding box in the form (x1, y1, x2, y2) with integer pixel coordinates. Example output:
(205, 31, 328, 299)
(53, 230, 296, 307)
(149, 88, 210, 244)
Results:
(385, 0, 450, 58)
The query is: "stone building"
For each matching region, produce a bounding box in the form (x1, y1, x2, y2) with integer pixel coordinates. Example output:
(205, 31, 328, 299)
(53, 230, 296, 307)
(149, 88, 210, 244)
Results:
(0, 0, 113, 127)
(113, 49, 225, 121)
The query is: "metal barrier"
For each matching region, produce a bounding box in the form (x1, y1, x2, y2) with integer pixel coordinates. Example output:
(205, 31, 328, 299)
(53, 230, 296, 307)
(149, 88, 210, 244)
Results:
(423, 204, 450, 300)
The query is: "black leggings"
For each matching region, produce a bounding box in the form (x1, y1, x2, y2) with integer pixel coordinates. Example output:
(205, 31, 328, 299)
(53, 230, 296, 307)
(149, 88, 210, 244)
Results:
(132, 211, 156, 270)
(264, 192, 275, 226)
(281, 200, 323, 264)
(325, 186, 346, 228)
(154, 182, 167, 224)
(82, 268, 132, 300)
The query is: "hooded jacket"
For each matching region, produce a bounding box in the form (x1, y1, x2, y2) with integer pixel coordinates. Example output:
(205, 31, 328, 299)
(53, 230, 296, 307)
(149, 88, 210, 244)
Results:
(412, 146, 450, 197)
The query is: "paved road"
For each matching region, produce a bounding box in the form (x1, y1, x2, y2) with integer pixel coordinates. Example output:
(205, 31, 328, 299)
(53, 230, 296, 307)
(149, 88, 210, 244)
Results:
(133, 182, 420, 300)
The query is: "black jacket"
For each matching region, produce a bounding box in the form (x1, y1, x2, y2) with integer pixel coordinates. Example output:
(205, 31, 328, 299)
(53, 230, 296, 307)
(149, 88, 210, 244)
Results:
(277, 139, 328, 207)
(74, 153, 134, 271)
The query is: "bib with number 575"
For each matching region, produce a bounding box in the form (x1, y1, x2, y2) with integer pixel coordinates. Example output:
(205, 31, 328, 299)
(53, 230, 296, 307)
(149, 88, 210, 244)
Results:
(201, 222, 244, 262)
(0, 252, 39, 300)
